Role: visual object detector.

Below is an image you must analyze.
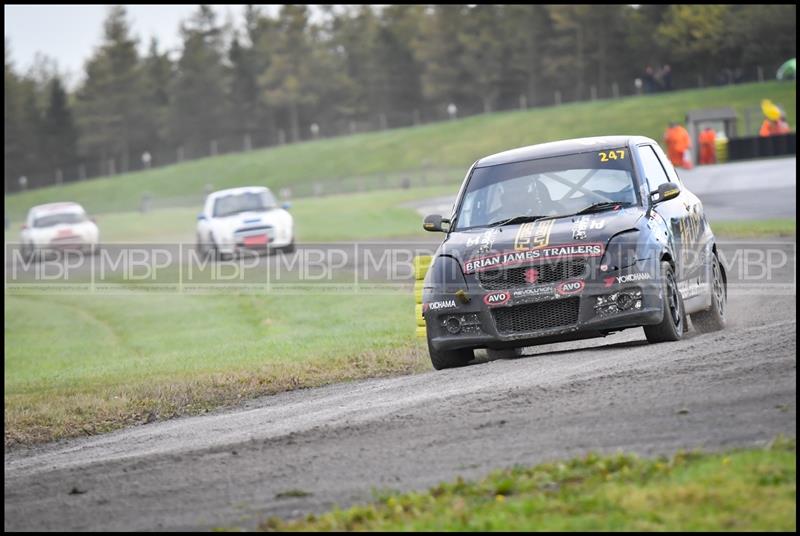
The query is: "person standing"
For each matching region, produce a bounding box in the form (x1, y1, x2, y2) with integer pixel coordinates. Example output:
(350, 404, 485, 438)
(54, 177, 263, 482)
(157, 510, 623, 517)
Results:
(698, 127, 717, 165)
(664, 122, 693, 169)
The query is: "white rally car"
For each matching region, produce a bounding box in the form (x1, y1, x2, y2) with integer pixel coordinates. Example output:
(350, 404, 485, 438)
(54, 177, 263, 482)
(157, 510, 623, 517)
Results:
(20, 202, 99, 258)
(196, 186, 295, 257)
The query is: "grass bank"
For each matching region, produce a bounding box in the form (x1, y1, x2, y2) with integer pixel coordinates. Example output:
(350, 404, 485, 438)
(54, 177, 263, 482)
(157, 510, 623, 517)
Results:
(5, 81, 795, 219)
(712, 218, 796, 238)
(259, 438, 796, 531)
(4, 292, 428, 446)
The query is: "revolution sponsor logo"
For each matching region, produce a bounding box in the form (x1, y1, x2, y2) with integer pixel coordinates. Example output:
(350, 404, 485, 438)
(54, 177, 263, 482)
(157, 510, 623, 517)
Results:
(556, 279, 585, 295)
(483, 291, 510, 307)
(464, 243, 604, 274)
(512, 285, 556, 299)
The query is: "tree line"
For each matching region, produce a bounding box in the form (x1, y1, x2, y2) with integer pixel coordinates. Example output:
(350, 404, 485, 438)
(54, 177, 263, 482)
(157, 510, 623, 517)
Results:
(4, 4, 796, 193)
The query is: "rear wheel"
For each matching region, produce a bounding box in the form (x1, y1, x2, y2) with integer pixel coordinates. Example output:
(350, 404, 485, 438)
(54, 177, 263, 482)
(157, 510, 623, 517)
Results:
(427, 336, 474, 370)
(692, 253, 727, 333)
(644, 261, 685, 343)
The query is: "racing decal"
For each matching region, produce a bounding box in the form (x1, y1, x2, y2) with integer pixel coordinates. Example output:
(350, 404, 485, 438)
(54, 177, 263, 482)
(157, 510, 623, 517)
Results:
(464, 243, 604, 274)
(524, 267, 539, 284)
(466, 228, 499, 253)
(512, 285, 556, 299)
(605, 272, 653, 287)
(571, 215, 606, 240)
(424, 299, 457, 312)
(598, 149, 626, 162)
(514, 219, 554, 250)
(483, 291, 511, 307)
(678, 279, 703, 299)
(556, 280, 585, 296)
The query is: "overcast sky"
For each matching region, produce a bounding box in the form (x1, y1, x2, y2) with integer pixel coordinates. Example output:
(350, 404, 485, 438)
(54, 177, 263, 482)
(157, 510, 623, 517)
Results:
(4, 4, 308, 87)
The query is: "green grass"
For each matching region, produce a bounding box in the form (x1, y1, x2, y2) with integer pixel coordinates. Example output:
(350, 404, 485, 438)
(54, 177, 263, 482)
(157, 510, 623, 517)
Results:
(712, 218, 796, 238)
(4, 186, 453, 244)
(4, 291, 429, 446)
(259, 438, 796, 532)
(4, 81, 795, 220)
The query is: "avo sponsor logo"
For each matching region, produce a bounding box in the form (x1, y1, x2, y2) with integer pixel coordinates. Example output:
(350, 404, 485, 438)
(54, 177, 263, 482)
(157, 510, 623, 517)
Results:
(426, 299, 457, 312)
(483, 291, 511, 307)
(556, 280, 585, 296)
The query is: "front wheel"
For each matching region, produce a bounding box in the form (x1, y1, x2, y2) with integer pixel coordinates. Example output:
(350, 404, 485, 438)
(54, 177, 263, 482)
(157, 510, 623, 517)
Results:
(427, 336, 474, 370)
(692, 253, 727, 333)
(644, 261, 685, 343)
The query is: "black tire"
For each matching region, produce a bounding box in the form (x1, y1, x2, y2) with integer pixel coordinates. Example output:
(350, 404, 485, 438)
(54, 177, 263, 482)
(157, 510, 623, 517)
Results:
(644, 261, 685, 343)
(281, 239, 296, 254)
(427, 336, 474, 370)
(692, 253, 727, 333)
(486, 347, 524, 360)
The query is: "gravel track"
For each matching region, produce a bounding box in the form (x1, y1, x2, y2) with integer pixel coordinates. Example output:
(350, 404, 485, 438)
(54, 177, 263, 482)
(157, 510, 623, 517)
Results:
(4, 281, 796, 530)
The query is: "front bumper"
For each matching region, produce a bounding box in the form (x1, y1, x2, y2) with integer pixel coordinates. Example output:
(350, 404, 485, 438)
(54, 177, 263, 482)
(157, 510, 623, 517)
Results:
(424, 260, 664, 352)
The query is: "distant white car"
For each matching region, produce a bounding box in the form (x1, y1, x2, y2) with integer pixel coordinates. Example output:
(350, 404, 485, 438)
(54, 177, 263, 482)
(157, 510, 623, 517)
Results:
(20, 202, 99, 258)
(196, 186, 295, 257)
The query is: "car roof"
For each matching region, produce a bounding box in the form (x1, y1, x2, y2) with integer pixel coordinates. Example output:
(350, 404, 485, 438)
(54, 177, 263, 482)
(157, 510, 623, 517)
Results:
(29, 202, 85, 216)
(208, 186, 270, 200)
(474, 135, 656, 168)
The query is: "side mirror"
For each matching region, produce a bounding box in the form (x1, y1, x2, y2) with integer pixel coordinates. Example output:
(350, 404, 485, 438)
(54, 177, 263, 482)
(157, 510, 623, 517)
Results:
(423, 214, 450, 233)
(197, 213, 206, 221)
(282, 202, 292, 210)
(650, 182, 681, 204)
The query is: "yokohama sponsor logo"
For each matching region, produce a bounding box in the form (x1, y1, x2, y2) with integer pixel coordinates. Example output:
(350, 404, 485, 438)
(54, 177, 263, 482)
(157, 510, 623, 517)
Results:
(427, 299, 456, 311)
(556, 279, 585, 295)
(483, 291, 510, 307)
(464, 243, 604, 274)
(616, 272, 652, 284)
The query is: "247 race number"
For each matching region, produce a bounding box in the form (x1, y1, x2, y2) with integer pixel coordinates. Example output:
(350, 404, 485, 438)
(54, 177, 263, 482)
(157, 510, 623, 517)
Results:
(599, 149, 626, 162)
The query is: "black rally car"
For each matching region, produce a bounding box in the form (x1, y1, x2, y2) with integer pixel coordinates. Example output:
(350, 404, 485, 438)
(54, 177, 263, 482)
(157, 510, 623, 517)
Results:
(421, 136, 727, 370)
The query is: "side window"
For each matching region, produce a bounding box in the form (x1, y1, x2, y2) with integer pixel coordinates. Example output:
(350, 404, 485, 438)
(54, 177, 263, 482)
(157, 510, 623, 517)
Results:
(650, 143, 682, 185)
(638, 145, 671, 192)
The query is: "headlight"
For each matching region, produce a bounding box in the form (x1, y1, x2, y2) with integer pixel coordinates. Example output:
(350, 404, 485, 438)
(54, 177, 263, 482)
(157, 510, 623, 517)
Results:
(601, 231, 641, 271)
(424, 255, 467, 292)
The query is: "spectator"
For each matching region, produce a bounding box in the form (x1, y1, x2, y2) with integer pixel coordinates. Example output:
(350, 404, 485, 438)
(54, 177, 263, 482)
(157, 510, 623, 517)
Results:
(698, 127, 717, 165)
(643, 66, 656, 94)
(663, 122, 693, 169)
(659, 64, 673, 91)
(761, 114, 791, 136)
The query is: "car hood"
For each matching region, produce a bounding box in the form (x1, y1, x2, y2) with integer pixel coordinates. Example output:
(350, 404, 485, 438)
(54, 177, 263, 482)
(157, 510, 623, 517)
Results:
(440, 206, 645, 267)
(209, 209, 291, 232)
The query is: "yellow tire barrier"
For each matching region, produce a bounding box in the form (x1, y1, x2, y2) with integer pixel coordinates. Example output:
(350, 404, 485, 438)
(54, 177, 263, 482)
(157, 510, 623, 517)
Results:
(414, 255, 433, 280)
(414, 255, 433, 338)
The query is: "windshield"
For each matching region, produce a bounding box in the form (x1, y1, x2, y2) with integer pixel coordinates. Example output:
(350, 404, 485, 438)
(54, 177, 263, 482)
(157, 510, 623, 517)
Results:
(453, 148, 638, 230)
(213, 191, 277, 218)
(33, 212, 87, 228)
